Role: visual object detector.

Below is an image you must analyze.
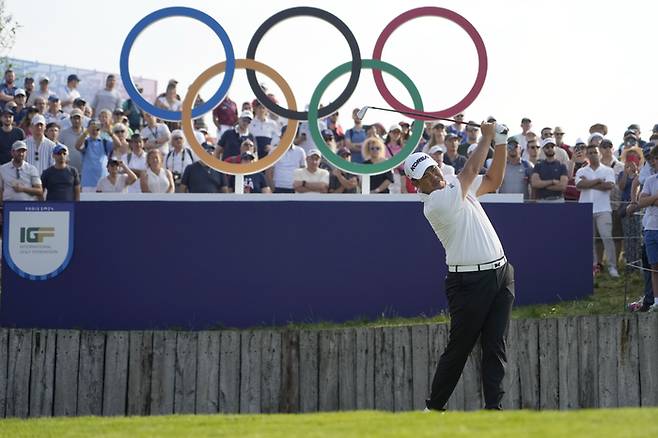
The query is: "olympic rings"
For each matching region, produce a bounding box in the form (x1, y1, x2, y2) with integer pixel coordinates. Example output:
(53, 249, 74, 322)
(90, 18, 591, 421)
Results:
(245, 6, 361, 121)
(372, 7, 487, 121)
(181, 59, 299, 176)
(308, 60, 424, 176)
(119, 6, 235, 121)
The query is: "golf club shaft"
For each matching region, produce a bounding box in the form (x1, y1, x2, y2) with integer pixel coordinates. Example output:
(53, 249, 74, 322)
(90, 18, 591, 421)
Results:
(367, 106, 482, 128)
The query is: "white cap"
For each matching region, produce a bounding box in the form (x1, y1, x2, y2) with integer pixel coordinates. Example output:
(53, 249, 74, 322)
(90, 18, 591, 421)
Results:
(575, 137, 586, 145)
(404, 152, 438, 180)
(31, 114, 46, 126)
(427, 145, 445, 155)
(240, 110, 253, 120)
(39, 75, 49, 83)
(171, 129, 184, 139)
(541, 138, 556, 147)
(14, 88, 25, 96)
(587, 132, 604, 144)
(307, 149, 322, 157)
(389, 124, 401, 132)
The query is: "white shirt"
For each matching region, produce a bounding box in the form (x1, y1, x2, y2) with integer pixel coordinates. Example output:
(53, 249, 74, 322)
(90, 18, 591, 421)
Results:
(60, 86, 81, 113)
(293, 167, 330, 187)
(440, 163, 455, 176)
(575, 164, 615, 213)
(250, 117, 279, 141)
(0, 160, 42, 201)
(165, 148, 197, 176)
(126, 150, 147, 193)
(96, 174, 130, 193)
(419, 174, 505, 266)
(642, 174, 658, 230)
(146, 167, 170, 193)
(140, 123, 171, 156)
(273, 145, 306, 189)
(44, 110, 69, 126)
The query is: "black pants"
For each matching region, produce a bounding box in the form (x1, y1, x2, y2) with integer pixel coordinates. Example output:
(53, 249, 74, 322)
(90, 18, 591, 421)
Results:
(426, 262, 515, 410)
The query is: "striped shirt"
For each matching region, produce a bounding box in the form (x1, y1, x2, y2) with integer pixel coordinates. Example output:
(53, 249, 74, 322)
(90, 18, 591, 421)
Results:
(24, 136, 55, 174)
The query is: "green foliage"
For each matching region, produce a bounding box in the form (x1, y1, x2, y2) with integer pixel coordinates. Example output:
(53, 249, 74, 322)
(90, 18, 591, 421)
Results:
(0, 0, 19, 54)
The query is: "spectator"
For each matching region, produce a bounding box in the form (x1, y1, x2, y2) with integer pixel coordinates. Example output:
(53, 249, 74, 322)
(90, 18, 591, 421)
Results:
(180, 147, 228, 193)
(565, 139, 589, 202)
(26, 76, 53, 106)
(91, 74, 122, 116)
(33, 96, 46, 115)
(40, 145, 80, 201)
(575, 143, 618, 277)
(384, 124, 405, 193)
(320, 129, 338, 154)
(18, 106, 38, 138)
(140, 149, 174, 193)
(269, 127, 306, 193)
(12, 88, 27, 124)
(44, 95, 69, 126)
(227, 151, 271, 193)
(422, 122, 446, 154)
(636, 147, 658, 311)
(155, 81, 181, 131)
(212, 95, 238, 140)
(250, 101, 278, 158)
(512, 117, 532, 151)
(554, 126, 571, 158)
(619, 147, 643, 268)
(25, 114, 55, 174)
(60, 74, 81, 113)
(122, 84, 144, 132)
(325, 111, 344, 139)
(344, 108, 367, 163)
(499, 137, 533, 199)
(539, 127, 569, 166)
(0, 140, 42, 201)
(125, 134, 148, 193)
(530, 138, 568, 202)
(23, 77, 35, 103)
(96, 158, 138, 193)
(225, 139, 257, 164)
(399, 121, 411, 142)
(443, 132, 467, 174)
(215, 110, 254, 160)
(0, 68, 16, 110)
(446, 112, 466, 141)
(57, 109, 85, 173)
(293, 149, 329, 193)
(363, 138, 393, 194)
(459, 123, 479, 156)
(600, 138, 625, 261)
(75, 119, 116, 191)
(165, 129, 196, 191)
(0, 107, 25, 165)
(329, 147, 359, 193)
(110, 123, 130, 158)
(141, 112, 171, 155)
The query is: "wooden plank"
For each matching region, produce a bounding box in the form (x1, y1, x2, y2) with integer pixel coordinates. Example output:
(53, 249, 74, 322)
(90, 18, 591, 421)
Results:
(195, 331, 220, 414)
(597, 315, 618, 408)
(279, 330, 299, 413)
(53, 330, 80, 417)
(638, 313, 658, 406)
(411, 325, 429, 411)
(127, 331, 153, 416)
(538, 319, 559, 410)
(174, 332, 198, 414)
(6, 329, 33, 418)
(393, 326, 413, 412)
(502, 319, 520, 410)
(578, 316, 599, 408)
(29, 330, 56, 417)
(338, 329, 356, 411)
(431, 323, 464, 411)
(149, 331, 176, 415)
(102, 331, 129, 416)
(299, 330, 318, 413)
(617, 314, 640, 407)
(374, 327, 394, 411)
(77, 331, 106, 416)
(557, 317, 579, 410)
(260, 331, 281, 414)
(0, 328, 8, 418)
(239, 331, 261, 413)
(354, 328, 374, 410)
(462, 338, 483, 411)
(517, 319, 539, 409)
(318, 330, 339, 411)
(219, 331, 240, 413)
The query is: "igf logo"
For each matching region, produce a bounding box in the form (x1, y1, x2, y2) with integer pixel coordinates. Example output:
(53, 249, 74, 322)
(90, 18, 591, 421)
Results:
(20, 227, 55, 243)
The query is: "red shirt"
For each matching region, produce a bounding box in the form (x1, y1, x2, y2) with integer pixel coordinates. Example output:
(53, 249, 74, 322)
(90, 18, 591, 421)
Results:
(212, 97, 237, 126)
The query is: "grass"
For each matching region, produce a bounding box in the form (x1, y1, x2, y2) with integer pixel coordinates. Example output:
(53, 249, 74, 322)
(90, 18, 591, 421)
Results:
(1, 409, 656, 437)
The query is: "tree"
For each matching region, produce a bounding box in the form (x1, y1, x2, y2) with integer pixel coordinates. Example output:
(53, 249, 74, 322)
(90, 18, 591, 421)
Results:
(0, 0, 19, 55)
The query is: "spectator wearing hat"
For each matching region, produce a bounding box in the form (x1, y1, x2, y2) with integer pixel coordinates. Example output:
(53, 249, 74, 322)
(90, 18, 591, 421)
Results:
(530, 138, 568, 202)
(226, 151, 270, 193)
(554, 126, 572, 158)
(23, 77, 35, 101)
(538, 127, 569, 166)
(0, 69, 17, 110)
(446, 112, 466, 141)
(422, 123, 446, 154)
(212, 96, 238, 140)
(344, 108, 367, 163)
(27, 76, 54, 107)
(122, 85, 144, 132)
(60, 74, 81, 113)
(165, 129, 197, 192)
(95, 158, 138, 193)
(320, 128, 338, 154)
(363, 137, 394, 194)
(324, 111, 344, 140)
(0, 140, 42, 202)
(329, 147, 359, 193)
(215, 110, 255, 160)
(75, 119, 116, 191)
(443, 132, 467, 174)
(12, 88, 27, 124)
(25, 114, 55, 174)
(498, 137, 533, 199)
(180, 152, 227, 194)
(250, 101, 278, 158)
(512, 117, 532, 151)
(0, 107, 25, 165)
(58, 109, 85, 172)
(293, 149, 329, 193)
(40, 144, 80, 201)
(619, 147, 644, 269)
(269, 127, 306, 193)
(90, 74, 121, 117)
(125, 134, 148, 193)
(564, 139, 589, 202)
(459, 123, 480, 155)
(140, 149, 174, 193)
(44, 95, 69, 126)
(141, 112, 171, 156)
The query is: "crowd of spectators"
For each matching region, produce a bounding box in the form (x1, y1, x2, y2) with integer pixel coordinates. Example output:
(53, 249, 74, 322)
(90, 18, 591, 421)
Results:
(0, 68, 657, 310)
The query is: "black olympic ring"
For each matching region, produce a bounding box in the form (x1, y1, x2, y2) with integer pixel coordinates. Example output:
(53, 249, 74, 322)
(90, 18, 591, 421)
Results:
(245, 6, 362, 121)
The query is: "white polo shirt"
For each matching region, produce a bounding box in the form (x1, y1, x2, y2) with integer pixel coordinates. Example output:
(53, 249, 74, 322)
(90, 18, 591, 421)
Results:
(575, 164, 615, 213)
(419, 174, 505, 266)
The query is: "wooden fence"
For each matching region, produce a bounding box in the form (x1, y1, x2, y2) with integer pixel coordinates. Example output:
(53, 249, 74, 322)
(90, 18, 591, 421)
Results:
(0, 313, 657, 417)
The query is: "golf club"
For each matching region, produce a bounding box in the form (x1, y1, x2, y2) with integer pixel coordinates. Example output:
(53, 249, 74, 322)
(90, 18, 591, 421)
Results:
(357, 105, 482, 127)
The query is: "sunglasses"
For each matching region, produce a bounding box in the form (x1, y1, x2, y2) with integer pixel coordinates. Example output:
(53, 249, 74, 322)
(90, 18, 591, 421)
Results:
(528, 146, 539, 149)
(369, 146, 382, 151)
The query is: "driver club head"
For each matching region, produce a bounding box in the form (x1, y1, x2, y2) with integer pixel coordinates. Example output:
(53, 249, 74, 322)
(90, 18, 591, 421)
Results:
(356, 106, 369, 120)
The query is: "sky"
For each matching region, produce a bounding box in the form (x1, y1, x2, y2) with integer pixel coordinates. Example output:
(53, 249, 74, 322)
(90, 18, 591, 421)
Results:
(5, 0, 658, 144)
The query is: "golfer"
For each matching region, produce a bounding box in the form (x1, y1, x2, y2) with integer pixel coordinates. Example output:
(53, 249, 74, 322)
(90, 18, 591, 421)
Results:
(404, 121, 514, 411)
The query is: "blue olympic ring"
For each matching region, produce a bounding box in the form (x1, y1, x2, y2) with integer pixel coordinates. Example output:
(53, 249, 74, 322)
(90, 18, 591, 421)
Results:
(119, 6, 235, 121)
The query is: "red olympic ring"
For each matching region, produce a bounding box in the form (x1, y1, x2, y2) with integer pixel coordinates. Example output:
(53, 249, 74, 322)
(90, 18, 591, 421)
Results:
(372, 7, 488, 121)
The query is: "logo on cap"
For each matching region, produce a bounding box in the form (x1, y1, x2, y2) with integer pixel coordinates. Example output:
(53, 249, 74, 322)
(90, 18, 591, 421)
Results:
(410, 155, 428, 172)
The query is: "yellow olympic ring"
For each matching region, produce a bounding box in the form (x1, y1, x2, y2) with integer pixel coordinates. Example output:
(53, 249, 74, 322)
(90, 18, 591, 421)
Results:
(181, 59, 299, 175)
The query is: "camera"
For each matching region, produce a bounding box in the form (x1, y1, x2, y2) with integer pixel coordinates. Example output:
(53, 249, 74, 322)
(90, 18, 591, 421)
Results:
(172, 171, 182, 183)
